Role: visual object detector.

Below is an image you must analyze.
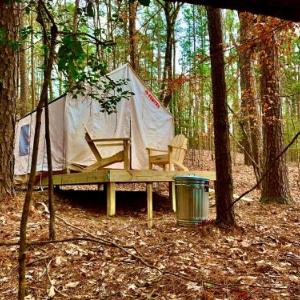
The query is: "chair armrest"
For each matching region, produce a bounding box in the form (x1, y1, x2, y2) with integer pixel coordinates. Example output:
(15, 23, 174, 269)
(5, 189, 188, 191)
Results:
(91, 137, 130, 143)
(146, 147, 168, 153)
(168, 145, 187, 150)
(91, 138, 130, 148)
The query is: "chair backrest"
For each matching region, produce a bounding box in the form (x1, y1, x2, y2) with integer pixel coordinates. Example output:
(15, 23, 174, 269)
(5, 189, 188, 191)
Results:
(169, 134, 188, 163)
(85, 128, 103, 161)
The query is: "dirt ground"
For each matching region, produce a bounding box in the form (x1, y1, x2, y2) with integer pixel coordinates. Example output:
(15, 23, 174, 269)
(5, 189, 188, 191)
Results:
(0, 151, 299, 299)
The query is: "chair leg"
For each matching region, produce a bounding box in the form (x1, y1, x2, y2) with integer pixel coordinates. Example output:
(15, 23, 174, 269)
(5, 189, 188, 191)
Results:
(174, 162, 188, 171)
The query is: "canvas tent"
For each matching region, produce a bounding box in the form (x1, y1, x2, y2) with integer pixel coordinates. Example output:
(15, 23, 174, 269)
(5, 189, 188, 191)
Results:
(14, 64, 174, 179)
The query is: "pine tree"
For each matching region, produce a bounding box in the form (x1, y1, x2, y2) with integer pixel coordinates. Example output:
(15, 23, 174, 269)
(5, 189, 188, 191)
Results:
(0, 0, 19, 198)
(207, 7, 235, 226)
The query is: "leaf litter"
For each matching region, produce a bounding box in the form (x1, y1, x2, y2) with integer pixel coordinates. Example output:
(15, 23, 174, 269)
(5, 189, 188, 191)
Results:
(0, 151, 299, 299)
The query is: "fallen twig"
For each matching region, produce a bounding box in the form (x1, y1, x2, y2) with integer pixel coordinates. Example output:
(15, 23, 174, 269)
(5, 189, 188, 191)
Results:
(26, 256, 51, 267)
(45, 259, 69, 298)
(209, 189, 254, 206)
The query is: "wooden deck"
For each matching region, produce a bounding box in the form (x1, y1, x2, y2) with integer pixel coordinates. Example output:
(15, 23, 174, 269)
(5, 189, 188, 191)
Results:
(42, 169, 216, 227)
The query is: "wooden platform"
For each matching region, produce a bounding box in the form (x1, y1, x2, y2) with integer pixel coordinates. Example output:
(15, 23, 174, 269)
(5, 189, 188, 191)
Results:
(42, 169, 216, 227)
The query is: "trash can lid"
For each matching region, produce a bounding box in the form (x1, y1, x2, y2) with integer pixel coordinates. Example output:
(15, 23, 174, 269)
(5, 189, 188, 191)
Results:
(174, 175, 209, 182)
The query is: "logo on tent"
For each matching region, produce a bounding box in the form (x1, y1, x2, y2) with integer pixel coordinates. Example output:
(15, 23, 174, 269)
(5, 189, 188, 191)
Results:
(145, 89, 160, 108)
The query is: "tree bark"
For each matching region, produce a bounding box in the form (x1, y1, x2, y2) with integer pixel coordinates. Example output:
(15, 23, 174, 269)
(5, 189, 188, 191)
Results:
(259, 18, 291, 204)
(30, 12, 36, 110)
(160, 2, 181, 107)
(41, 7, 56, 241)
(238, 12, 253, 166)
(161, 10, 172, 106)
(73, 0, 80, 33)
(157, 17, 162, 83)
(19, 8, 28, 117)
(0, 1, 18, 198)
(207, 6, 235, 226)
(238, 12, 262, 180)
(18, 2, 58, 298)
(45, 85, 56, 240)
(128, 1, 138, 71)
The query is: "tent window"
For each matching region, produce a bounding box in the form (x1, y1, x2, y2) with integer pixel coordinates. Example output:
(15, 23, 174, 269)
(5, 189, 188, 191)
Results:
(19, 124, 30, 156)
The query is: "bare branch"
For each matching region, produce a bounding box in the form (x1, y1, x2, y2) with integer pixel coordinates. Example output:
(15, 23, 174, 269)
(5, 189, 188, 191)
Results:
(58, 31, 115, 46)
(231, 130, 300, 206)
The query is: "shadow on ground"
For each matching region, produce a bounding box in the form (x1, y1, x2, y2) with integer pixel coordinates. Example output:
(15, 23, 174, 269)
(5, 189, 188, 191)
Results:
(54, 188, 171, 217)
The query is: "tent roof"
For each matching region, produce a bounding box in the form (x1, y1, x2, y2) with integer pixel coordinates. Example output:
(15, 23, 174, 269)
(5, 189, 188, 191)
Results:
(18, 63, 171, 121)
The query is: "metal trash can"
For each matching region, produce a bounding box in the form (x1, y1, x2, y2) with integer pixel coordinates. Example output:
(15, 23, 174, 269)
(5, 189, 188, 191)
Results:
(175, 175, 209, 227)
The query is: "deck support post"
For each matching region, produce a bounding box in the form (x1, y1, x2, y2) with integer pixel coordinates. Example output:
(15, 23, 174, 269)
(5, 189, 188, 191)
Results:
(106, 182, 116, 216)
(169, 181, 176, 212)
(146, 183, 153, 228)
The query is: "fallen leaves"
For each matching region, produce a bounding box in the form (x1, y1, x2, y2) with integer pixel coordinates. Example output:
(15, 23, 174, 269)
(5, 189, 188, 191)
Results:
(0, 151, 299, 299)
(65, 281, 80, 288)
(48, 285, 55, 298)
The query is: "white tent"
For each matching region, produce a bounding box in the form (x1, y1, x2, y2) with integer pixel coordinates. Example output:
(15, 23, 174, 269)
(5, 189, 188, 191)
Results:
(14, 64, 174, 177)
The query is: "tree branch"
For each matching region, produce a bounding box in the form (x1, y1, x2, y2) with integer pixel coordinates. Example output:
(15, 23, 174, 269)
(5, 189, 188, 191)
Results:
(231, 130, 300, 206)
(58, 31, 115, 46)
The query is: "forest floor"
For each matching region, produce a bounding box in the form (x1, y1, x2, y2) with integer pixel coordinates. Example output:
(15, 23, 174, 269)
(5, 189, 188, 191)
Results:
(0, 151, 299, 299)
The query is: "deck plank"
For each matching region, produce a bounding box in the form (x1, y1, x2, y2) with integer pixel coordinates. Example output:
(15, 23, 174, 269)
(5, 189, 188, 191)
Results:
(42, 169, 216, 186)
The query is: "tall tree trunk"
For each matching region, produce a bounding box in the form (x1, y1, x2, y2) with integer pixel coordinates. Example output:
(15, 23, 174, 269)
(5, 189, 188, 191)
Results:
(161, 8, 173, 106)
(160, 2, 181, 107)
(19, 9, 28, 117)
(259, 18, 291, 204)
(18, 2, 57, 298)
(207, 7, 235, 226)
(73, 0, 80, 33)
(67, 0, 80, 89)
(128, 1, 138, 71)
(106, 0, 116, 68)
(199, 7, 206, 148)
(45, 86, 55, 240)
(157, 25, 162, 82)
(94, 0, 104, 61)
(42, 9, 56, 241)
(0, 1, 18, 198)
(238, 12, 262, 181)
(30, 12, 36, 110)
(172, 27, 176, 80)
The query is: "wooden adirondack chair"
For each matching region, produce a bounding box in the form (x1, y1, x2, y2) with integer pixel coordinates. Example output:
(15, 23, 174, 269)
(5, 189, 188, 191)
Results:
(69, 128, 130, 172)
(147, 134, 188, 171)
